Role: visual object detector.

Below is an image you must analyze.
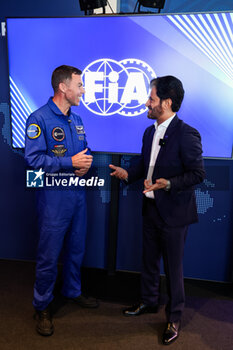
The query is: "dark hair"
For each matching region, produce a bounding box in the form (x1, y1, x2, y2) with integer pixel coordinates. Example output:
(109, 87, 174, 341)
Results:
(51, 65, 82, 92)
(150, 76, 184, 112)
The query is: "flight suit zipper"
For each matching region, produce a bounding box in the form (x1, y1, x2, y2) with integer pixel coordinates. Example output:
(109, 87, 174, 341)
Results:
(67, 118, 76, 153)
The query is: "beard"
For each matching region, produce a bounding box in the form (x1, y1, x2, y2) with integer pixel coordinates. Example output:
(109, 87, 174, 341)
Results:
(147, 105, 163, 120)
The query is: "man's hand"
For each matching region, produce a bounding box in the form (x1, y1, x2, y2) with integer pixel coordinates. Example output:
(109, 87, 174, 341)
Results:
(72, 148, 93, 169)
(109, 164, 128, 180)
(74, 168, 89, 177)
(143, 178, 169, 193)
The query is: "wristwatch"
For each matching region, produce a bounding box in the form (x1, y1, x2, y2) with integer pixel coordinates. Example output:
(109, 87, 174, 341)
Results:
(164, 180, 171, 191)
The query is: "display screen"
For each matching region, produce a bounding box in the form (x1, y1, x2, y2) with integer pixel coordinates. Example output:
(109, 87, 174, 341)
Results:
(6, 13, 233, 157)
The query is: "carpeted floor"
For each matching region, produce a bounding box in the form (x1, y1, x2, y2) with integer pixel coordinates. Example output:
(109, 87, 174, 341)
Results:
(0, 260, 233, 350)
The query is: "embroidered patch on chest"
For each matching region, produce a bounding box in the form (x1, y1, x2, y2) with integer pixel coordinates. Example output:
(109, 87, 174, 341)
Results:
(75, 125, 85, 134)
(51, 144, 67, 157)
(52, 127, 65, 141)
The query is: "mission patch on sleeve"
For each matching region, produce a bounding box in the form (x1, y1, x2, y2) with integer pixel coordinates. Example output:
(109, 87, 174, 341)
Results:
(27, 124, 41, 139)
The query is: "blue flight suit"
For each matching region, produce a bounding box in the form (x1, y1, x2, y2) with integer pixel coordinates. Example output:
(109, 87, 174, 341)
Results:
(25, 97, 90, 311)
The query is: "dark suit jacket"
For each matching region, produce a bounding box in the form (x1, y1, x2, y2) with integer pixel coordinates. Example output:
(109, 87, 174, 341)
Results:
(127, 115, 205, 227)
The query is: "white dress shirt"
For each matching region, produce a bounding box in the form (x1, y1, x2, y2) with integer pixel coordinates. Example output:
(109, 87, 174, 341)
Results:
(145, 114, 176, 199)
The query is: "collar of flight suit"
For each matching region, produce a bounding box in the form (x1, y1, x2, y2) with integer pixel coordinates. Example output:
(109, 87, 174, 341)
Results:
(47, 97, 71, 117)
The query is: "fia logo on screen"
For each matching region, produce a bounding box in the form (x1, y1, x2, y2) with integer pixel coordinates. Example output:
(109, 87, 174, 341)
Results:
(81, 58, 156, 117)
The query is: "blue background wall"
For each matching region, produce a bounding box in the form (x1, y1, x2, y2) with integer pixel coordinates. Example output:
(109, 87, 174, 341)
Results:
(0, 0, 232, 282)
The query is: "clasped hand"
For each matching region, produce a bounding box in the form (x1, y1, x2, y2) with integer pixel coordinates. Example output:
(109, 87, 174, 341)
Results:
(143, 178, 168, 193)
(72, 148, 93, 177)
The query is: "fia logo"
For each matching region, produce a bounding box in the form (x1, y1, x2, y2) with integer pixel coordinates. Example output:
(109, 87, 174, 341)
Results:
(26, 168, 45, 187)
(82, 58, 156, 116)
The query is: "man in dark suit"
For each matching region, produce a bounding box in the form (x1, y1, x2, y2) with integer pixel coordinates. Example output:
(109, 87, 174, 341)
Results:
(109, 76, 205, 345)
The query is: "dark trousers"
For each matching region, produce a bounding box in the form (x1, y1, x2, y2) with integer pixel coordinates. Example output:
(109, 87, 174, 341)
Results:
(141, 197, 188, 322)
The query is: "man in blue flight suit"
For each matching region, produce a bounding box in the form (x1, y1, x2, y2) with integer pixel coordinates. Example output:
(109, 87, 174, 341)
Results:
(25, 65, 98, 336)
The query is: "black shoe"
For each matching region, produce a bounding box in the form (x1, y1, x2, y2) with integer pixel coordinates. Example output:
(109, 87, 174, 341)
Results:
(34, 307, 54, 336)
(162, 322, 180, 345)
(123, 302, 159, 316)
(67, 294, 99, 308)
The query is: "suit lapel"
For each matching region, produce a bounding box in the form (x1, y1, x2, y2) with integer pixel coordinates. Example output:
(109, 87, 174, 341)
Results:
(145, 124, 155, 162)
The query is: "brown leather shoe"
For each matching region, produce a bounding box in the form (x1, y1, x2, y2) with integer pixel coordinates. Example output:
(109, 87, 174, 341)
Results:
(34, 307, 54, 336)
(162, 322, 180, 345)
